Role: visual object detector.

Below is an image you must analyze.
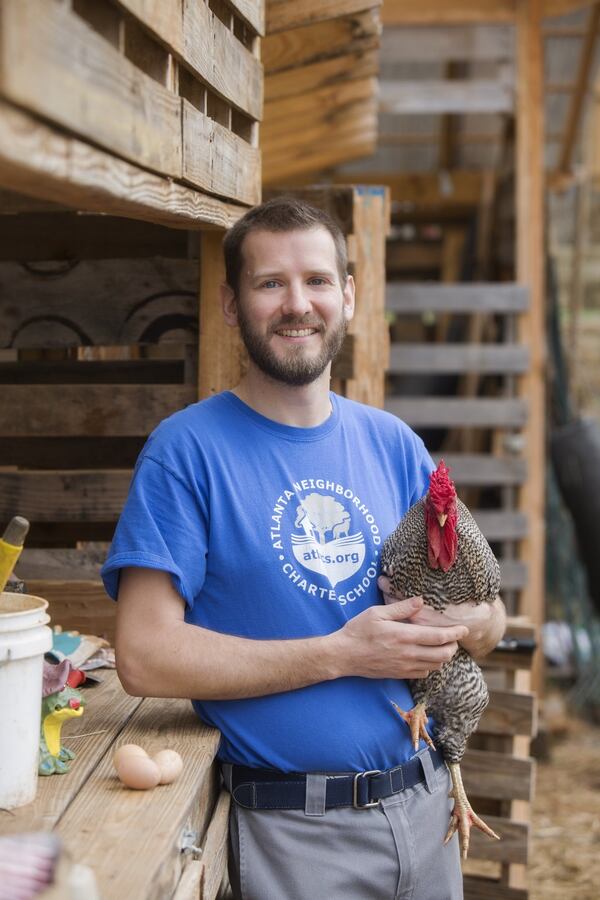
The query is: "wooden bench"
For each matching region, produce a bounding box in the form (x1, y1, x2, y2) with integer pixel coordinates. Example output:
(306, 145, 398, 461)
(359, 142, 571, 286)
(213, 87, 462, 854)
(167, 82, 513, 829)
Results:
(0, 671, 229, 900)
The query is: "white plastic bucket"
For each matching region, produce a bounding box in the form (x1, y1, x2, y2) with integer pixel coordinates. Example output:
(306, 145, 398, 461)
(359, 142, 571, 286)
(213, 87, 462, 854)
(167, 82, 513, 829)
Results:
(0, 592, 53, 810)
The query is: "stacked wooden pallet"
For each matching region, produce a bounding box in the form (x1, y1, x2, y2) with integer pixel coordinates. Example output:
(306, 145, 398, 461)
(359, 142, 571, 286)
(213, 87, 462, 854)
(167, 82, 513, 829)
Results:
(386, 281, 536, 897)
(261, 0, 381, 185)
(0, 0, 263, 225)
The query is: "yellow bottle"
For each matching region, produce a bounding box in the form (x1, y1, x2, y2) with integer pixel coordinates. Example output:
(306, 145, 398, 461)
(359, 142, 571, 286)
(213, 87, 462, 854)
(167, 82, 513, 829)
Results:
(0, 516, 30, 592)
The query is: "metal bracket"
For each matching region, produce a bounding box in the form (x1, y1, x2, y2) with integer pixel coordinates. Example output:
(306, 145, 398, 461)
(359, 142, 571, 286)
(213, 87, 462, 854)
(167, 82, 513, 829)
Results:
(180, 829, 203, 860)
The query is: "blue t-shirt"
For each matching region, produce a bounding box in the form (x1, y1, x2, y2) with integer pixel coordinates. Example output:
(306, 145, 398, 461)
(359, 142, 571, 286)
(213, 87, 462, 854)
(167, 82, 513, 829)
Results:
(102, 391, 434, 772)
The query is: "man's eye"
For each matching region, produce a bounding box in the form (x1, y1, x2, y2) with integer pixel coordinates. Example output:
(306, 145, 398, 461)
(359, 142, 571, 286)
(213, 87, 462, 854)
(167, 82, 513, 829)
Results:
(308, 277, 327, 285)
(262, 280, 279, 289)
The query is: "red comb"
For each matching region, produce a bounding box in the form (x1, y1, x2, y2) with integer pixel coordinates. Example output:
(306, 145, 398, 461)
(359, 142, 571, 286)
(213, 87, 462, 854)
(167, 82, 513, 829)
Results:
(429, 460, 456, 503)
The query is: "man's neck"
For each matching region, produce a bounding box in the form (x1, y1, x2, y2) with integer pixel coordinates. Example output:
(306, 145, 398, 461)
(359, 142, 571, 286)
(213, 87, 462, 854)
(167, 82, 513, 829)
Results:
(232, 366, 333, 428)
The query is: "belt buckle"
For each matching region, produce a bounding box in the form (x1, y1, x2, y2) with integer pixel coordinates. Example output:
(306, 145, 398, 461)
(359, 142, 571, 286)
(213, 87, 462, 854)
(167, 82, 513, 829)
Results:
(352, 769, 381, 809)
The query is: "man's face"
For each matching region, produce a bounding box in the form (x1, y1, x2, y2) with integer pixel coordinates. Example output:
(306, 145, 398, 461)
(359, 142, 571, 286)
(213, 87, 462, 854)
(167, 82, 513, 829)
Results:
(231, 227, 354, 386)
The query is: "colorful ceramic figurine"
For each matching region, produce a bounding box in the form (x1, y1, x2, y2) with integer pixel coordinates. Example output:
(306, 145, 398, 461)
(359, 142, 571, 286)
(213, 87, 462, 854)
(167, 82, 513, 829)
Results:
(39, 659, 86, 775)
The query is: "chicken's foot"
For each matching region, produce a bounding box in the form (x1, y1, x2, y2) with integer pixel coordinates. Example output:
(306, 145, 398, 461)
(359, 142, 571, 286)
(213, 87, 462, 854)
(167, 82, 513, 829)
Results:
(444, 761, 500, 859)
(390, 700, 435, 751)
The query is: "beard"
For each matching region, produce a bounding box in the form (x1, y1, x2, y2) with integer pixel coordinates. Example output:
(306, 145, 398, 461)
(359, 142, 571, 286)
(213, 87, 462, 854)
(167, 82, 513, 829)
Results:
(236, 308, 348, 386)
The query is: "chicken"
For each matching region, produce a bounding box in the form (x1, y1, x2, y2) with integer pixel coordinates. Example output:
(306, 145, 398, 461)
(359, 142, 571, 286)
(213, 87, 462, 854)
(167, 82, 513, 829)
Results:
(380, 460, 501, 859)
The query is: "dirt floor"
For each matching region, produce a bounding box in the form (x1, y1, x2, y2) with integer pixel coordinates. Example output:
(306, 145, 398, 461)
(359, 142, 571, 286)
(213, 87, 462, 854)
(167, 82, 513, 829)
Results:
(529, 696, 600, 900)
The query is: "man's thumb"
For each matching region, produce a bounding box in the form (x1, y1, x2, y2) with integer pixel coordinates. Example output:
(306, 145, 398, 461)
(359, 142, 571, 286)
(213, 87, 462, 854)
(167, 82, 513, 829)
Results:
(379, 596, 423, 620)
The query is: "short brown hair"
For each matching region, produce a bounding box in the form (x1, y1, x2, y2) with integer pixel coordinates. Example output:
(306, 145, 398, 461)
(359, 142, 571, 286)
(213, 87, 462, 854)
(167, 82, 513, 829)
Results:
(222, 196, 348, 297)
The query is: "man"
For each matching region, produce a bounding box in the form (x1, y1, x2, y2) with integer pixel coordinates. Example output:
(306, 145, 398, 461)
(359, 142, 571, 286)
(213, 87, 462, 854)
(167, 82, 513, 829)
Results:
(102, 197, 505, 900)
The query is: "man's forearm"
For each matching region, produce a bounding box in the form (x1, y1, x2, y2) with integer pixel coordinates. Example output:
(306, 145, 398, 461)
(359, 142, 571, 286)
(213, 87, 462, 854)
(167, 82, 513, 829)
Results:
(117, 619, 340, 700)
(115, 568, 469, 700)
(459, 596, 506, 660)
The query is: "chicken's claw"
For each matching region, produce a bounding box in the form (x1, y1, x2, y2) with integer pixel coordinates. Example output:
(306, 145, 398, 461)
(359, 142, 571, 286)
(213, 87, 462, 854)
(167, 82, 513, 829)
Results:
(445, 762, 500, 859)
(390, 700, 435, 751)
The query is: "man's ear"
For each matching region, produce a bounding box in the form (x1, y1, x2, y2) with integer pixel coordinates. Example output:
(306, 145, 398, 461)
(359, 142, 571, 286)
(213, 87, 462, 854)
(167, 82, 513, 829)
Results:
(220, 283, 238, 327)
(342, 274, 355, 323)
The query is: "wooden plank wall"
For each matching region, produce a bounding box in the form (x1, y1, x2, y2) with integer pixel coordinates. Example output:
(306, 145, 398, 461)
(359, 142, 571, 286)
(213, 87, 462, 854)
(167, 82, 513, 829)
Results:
(262, 0, 381, 184)
(0, 219, 201, 632)
(0, 0, 263, 221)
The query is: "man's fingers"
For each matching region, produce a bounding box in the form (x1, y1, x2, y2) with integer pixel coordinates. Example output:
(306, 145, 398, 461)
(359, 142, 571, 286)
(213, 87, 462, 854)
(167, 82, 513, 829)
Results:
(412, 624, 469, 645)
(379, 597, 424, 620)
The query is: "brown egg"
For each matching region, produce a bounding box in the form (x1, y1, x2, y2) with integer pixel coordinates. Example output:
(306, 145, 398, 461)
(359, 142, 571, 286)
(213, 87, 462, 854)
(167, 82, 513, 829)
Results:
(152, 749, 183, 785)
(113, 744, 148, 773)
(116, 755, 161, 790)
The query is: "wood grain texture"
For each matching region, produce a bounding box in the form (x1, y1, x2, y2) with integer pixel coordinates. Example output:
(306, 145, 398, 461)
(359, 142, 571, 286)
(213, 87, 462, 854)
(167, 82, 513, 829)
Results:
(334, 170, 484, 208)
(198, 790, 231, 900)
(0, 257, 198, 348)
(479, 690, 536, 737)
(381, 0, 516, 25)
(0, 470, 131, 522)
(0, 0, 182, 178)
(27, 580, 116, 642)
(183, 101, 261, 205)
(198, 230, 245, 397)
(263, 8, 380, 73)
(468, 816, 528, 864)
(183, 0, 263, 120)
(345, 186, 389, 407)
(0, 100, 247, 229)
(265, 49, 379, 102)
(462, 749, 534, 802)
(0, 384, 195, 436)
(266, 0, 378, 34)
(113, 0, 185, 52)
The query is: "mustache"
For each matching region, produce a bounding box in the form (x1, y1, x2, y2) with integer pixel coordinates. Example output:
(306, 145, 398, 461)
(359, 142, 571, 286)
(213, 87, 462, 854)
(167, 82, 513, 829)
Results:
(269, 316, 325, 332)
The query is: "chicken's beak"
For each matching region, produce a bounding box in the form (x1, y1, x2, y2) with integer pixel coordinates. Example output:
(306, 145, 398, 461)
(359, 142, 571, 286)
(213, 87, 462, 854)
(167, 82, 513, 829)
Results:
(437, 513, 448, 528)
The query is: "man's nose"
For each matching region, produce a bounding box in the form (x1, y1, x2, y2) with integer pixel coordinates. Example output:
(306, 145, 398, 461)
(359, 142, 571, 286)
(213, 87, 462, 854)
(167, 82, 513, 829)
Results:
(281, 281, 311, 316)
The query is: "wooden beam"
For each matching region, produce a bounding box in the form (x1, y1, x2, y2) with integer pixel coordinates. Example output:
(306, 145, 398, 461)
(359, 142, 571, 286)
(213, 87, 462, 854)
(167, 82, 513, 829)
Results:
(0, 384, 195, 436)
(266, 0, 379, 34)
(345, 186, 390, 407)
(379, 79, 513, 114)
(379, 24, 514, 63)
(543, 0, 595, 16)
(556, 3, 600, 175)
(198, 231, 245, 398)
(386, 282, 529, 312)
(335, 170, 485, 207)
(388, 342, 530, 373)
(262, 9, 380, 73)
(516, 0, 545, 655)
(385, 397, 528, 427)
(264, 50, 379, 103)
(381, 1, 517, 26)
(0, 100, 247, 230)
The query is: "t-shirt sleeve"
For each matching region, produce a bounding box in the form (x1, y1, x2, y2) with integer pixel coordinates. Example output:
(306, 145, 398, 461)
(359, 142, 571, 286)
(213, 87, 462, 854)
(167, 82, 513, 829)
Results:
(101, 455, 208, 608)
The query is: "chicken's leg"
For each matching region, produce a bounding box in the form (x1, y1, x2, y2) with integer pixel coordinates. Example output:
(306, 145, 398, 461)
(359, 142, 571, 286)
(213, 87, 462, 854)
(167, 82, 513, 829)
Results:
(444, 761, 500, 859)
(390, 700, 435, 751)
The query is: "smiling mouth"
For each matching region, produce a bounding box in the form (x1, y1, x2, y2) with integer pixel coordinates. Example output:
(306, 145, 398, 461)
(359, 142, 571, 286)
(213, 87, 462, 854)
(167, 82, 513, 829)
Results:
(276, 328, 319, 337)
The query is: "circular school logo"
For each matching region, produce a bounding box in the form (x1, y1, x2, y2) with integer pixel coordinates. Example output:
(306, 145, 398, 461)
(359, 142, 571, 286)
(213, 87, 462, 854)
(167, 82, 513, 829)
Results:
(269, 478, 382, 605)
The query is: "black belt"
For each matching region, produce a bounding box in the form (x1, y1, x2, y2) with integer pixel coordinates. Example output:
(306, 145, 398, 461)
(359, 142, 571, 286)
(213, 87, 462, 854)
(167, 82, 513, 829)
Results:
(224, 747, 445, 811)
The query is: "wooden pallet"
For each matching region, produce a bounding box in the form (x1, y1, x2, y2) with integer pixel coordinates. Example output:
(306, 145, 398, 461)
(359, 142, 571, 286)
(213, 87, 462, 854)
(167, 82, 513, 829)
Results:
(0, 0, 263, 226)
(385, 281, 537, 896)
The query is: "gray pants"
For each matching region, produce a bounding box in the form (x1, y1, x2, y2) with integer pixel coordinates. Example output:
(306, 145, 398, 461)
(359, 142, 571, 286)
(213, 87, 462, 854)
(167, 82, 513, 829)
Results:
(226, 755, 463, 900)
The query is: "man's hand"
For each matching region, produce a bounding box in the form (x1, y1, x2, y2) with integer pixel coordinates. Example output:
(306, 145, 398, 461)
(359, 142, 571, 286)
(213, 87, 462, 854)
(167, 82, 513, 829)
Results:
(333, 596, 468, 680)
(377, 576, 506, 661)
